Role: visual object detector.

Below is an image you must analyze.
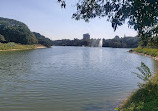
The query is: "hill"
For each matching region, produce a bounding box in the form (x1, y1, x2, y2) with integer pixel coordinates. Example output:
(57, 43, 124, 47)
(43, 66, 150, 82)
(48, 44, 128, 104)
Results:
(0, 17, 38, 44)
(33, 32, 53, 47)
(0, 17, 53, 47)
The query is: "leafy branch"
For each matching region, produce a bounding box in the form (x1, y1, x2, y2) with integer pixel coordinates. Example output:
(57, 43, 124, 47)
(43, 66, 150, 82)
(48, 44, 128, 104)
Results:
(132, 62, 152, 87)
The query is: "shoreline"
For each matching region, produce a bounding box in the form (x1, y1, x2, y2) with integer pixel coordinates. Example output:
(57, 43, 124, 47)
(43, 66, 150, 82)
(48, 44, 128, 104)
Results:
(36, 45, 47, 49)
(0, 44, 47, 52)
(129, 50, 158, 61)
(119, 48, 158, 110)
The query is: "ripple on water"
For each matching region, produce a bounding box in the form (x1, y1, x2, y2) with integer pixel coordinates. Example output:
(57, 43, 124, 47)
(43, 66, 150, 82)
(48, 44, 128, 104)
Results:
(0, 47, 156, 111)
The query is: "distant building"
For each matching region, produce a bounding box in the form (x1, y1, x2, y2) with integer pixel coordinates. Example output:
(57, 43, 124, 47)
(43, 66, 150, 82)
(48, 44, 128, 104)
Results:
(83, 33, 90, 40)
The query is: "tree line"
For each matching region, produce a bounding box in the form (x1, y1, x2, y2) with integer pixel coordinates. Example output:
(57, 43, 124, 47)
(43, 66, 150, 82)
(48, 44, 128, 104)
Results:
(103, 36, 138, 48)
(52, 36, 138, 48)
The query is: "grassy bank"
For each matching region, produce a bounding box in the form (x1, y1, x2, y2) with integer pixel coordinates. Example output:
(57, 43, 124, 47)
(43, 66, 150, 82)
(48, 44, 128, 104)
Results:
(131, 47, 158, 57)
(119, 47, 158, 111)
(0, 42, 45, 51)
(119, 72, 158, 111)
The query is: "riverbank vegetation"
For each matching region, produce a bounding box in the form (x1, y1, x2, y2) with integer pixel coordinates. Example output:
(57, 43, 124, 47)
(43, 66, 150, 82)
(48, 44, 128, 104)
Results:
(0, 42, 44, 51)
(119, 68, 158, 111)
(118, 48, 158, 111)
(131, 47, 158, 57)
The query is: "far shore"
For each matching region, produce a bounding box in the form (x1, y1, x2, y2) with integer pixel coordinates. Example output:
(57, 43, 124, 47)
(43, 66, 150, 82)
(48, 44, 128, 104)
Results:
(0, 44, 47, 52)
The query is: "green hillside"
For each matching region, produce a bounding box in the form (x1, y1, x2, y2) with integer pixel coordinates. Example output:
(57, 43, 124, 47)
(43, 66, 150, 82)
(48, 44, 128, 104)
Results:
(33, 32, 53, 47)
(0, 17, 53, 47)
(0, 17, 38, 44)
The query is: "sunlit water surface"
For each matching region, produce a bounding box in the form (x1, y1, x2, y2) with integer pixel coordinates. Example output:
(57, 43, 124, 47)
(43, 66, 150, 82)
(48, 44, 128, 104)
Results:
(0, 47, 157, 111)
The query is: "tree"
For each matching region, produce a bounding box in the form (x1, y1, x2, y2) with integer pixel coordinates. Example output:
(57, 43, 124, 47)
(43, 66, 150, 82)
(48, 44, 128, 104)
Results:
(58, 0, 158, 46)
(0, 34, 6, 42)
(33, 32, 53, 47)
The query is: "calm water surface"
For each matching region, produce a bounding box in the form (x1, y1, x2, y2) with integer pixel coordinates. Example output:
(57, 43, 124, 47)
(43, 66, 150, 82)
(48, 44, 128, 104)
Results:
(0, 47, 157, 111)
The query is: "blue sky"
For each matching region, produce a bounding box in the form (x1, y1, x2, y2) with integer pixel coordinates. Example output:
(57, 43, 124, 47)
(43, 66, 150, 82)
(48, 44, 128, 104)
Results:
(0, 0, 137, 40)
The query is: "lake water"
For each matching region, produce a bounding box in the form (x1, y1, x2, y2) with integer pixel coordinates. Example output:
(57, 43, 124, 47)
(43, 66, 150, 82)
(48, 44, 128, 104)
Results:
(0, 46, 157, 111)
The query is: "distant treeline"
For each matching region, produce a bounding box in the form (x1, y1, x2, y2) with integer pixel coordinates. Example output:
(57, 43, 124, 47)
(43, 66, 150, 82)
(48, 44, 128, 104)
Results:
(0, 17, 53, 47)
(53, 36, 139, 48)
(52, 38, 89, 46)
(103, 36, 139, 48)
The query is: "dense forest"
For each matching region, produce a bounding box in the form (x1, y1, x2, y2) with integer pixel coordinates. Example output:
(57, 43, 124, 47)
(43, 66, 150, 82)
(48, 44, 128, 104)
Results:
(0, 17, 53, 47)
(33, 32, 53, 47)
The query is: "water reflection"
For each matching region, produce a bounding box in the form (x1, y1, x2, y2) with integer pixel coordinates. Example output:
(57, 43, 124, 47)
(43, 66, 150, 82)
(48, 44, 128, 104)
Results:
(82, 47, 103, 64)
(0, 47, 156, 111)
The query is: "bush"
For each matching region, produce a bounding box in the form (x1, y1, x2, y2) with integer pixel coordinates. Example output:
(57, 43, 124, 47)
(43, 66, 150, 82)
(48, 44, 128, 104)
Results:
(0, 34, 6, 42)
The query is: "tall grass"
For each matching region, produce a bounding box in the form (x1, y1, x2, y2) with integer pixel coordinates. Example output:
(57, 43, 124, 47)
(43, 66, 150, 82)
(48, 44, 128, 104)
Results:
(133, 47, 158, 57)
(0, 42, 36, 51)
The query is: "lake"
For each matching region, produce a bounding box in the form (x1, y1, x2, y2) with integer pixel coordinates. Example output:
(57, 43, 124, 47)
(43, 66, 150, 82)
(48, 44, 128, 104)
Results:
(0, 46, 157, 111)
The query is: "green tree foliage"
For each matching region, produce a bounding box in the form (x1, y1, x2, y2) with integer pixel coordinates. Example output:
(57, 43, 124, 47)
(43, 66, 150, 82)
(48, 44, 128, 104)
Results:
(134, 62, 152, 81)
(52, 38, 88, 46)
(58, 0, 158, 46)
(33, 32, 53, 47)
(0, 17, 38, 44)
(103, 36, 138, 48)
(132, 62, 152, 88)
(0, 34, 6, 42)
